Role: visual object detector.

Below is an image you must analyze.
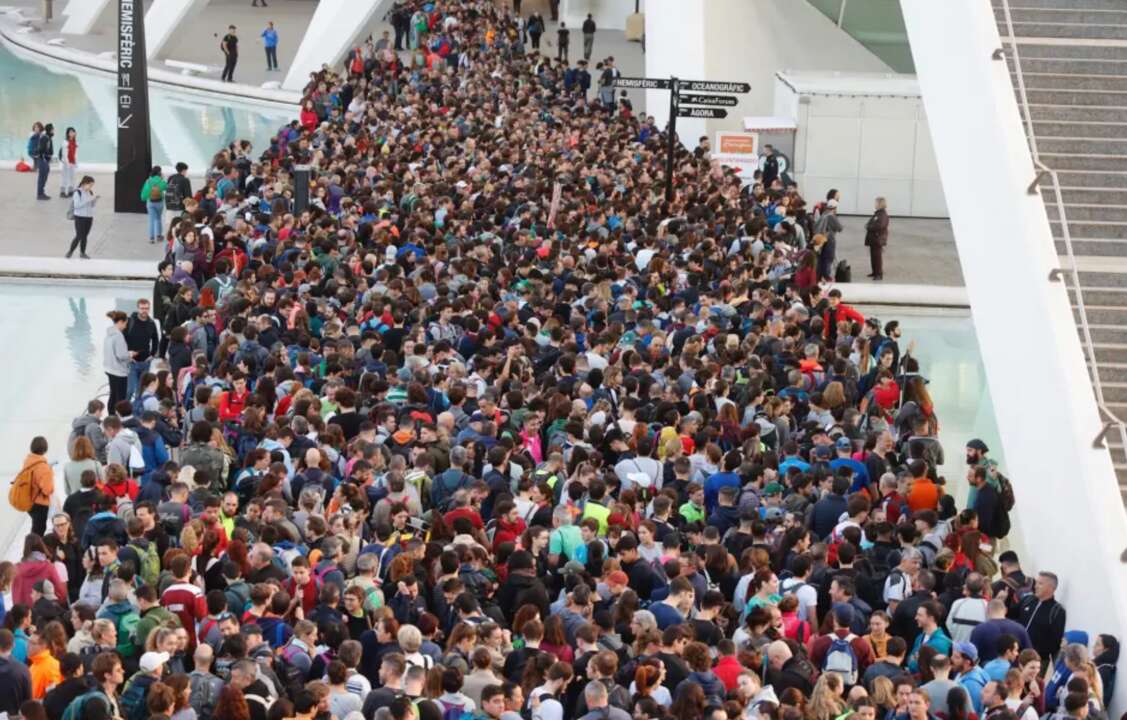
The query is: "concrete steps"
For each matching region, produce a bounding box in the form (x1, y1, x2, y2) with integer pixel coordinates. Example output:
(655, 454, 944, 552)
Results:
(995, 0, 1127, 9)
(997, 4, 1127, 505)
(1013, 72, 1127, 92)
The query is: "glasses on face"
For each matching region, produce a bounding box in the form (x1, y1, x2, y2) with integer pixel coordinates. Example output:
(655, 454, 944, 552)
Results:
(53, 519, 69, 527)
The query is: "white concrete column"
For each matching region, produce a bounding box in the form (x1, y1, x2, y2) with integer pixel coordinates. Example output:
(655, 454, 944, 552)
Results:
(282, 0, 386, 91)
(901, 2, 1127, 715)
(60, 0, 112, 35)
(145, 0, 212, 61)
(643, 0, 707, 146)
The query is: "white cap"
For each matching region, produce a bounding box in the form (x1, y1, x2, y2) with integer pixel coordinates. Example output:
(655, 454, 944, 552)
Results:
(139, 651, 170, 673)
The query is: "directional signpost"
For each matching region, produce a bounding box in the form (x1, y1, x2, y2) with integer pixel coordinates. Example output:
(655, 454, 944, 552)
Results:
(614, 75, 749, 204)
(678, 107, 728, 119)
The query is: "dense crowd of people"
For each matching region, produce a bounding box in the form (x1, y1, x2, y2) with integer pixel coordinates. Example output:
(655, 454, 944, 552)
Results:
(1, 3, 1120, 720)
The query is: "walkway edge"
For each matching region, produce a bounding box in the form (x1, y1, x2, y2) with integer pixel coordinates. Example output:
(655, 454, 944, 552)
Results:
(0, 16, 301, 108)
(0, 256, 156, 280)
(829, 282, 969, 307)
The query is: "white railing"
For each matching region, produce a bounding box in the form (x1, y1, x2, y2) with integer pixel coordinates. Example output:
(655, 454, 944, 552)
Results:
(995, 0, 1127, 460)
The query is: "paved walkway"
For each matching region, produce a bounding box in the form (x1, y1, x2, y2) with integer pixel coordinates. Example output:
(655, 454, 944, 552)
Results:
(835, 215, 964, 287)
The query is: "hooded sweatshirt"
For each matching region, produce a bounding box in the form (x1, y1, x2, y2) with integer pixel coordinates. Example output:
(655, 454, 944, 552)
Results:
(70, 413, 109, 460)
(12, 552, 67, 606)
(1045, 630, 1090, 710)
(104, 325, 131, 377)
(1094, 634, 1118, 709)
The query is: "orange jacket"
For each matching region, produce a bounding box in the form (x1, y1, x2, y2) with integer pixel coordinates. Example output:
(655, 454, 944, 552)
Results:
(22, 453, 54, 507)
(29, 649, 61, 698)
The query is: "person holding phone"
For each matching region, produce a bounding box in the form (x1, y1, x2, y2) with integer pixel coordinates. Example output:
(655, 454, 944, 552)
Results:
(66, 175, 98, 259)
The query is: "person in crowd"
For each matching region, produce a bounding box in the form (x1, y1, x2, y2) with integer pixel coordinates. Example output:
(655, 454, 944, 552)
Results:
(864, 196, 889, 280)
(3, 6, 1109, 720)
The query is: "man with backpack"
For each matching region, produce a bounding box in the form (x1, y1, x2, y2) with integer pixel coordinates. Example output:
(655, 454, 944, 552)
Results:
(189, 644, 224, 720)
(32, 123, 54, 200)
(277, 620, 317, 698)
(808, 603, 874, 688)
(120, 517, 161, 588)
(120, 651, 167, 720)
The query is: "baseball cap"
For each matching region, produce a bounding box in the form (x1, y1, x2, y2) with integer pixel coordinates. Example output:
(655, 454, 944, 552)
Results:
(813, 445, 834, 460)
(140, 651, 170, 673)
(561, 560, 585, 576)
(835, 436, 853, 450)
(832, 602, 855, 627)
(954, 641, 979, 662)
(762, 482, 784, 496)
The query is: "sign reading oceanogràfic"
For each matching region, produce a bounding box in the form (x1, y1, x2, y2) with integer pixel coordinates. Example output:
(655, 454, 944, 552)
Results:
(612, 76, 673, 90)
(682, 80, 751, 94)
(680, 93, 739, 107)
(678, 106, 728, 119)
(115, 0, 153, 214)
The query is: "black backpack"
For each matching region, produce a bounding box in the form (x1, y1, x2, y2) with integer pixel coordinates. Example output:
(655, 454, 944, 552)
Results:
(835, 260, 852, 283)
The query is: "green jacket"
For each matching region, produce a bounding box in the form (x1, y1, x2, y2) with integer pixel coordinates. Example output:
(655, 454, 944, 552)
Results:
(140, 176, 168, 203)
(135, 605, 180, 651)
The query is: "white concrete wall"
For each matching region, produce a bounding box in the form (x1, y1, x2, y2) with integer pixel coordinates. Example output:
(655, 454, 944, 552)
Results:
(60, 0, 111, 35)
(145, 0, 211, 61)
(644, 0, 891, 148)
(282, 0, 387, 91)
(777, 80, 946, 217)
(902, 1, 1127, 714)
(560, 0, 639, 32)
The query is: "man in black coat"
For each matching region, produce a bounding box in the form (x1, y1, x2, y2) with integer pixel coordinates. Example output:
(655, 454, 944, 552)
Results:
(766, 639, 813, 697)
(1010, 572, 1066, 662)
(0, 629, 32, 715)
(496, 551, 550, 622)
(969, 466, 1007, 540)
(43, 654, 89, 720)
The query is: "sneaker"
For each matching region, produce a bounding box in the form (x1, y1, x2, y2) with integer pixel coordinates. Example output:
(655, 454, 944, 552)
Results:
(37, 194, 50, 200)
(65, 249, 74, 258)
(80, 253, 91, 259)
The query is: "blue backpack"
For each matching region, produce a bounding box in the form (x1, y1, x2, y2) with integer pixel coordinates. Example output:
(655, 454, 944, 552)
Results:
(62, 691, 111, 720)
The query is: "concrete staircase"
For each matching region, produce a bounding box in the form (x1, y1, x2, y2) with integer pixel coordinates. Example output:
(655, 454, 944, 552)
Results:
(993, 0, 1127, 501)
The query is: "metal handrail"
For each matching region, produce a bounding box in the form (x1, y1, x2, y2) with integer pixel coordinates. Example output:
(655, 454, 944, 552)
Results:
(996, 0, 1127, 456)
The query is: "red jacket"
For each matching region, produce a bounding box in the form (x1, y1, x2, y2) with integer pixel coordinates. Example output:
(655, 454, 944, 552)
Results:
(807, 628, 875, 674)
(492, 517, 527, 553)
(286, 577, 321, 613)
(12, 559, 67, 607)
(219, 389, 249, 422)
(713, 655, 744, 692)
(823, 303, 865, 336)
(161, 582, 207, 647)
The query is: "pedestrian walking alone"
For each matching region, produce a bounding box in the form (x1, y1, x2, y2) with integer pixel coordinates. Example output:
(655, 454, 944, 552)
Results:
(527, 12, 544, 51)
(557, 22, 569, 62)
(59, 127, 78, 198)
(582, 14, 596, 60)
(865, 196, 890, 281)
(104, 311, 132, 413)
(33, 123, 54, 200)
(140, 167, 167, 245)
(262, 21, 278, 71)
(66, 176, 97, 259)
(221, 25, 239, 82)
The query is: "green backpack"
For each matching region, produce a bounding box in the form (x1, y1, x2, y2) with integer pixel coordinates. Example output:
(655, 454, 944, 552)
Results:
(129, 540, 160, 587)
(115, 609, 141, 658)
(62, 690, 110, 720)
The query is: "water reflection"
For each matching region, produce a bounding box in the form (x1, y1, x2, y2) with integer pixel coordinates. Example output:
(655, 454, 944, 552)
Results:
(65, 297, 92, 373)
(0, 42, 292, 167)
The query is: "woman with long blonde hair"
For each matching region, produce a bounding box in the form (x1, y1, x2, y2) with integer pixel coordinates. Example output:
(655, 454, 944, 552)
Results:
(807, 674, 847, 720)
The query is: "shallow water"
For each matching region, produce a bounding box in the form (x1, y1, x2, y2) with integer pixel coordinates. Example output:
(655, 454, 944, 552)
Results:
(0, 279, 150, 560)
(0, 42, 292, 169)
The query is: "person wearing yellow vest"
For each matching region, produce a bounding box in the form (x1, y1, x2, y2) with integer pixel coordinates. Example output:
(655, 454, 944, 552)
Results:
(580, 478, 611, 536)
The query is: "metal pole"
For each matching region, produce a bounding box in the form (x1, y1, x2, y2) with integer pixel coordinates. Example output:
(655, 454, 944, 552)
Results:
(837, 0, 848, 27)
(666, 77, 678, 204)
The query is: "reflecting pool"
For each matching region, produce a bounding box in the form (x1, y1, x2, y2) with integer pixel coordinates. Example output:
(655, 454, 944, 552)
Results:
(0, 42, 293, 169)
(0, 280, 150, 560)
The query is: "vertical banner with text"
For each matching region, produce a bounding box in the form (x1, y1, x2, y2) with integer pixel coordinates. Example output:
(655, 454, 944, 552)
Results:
(114, 0, 152, 214)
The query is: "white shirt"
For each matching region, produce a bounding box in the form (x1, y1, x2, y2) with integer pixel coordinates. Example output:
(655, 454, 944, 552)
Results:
(779, 577, 818, 623)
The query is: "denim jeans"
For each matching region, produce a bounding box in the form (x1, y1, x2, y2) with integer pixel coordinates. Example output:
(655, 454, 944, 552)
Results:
(146, 200, 163, 240)
(35, 157, 49, 196)
(126, 358, 149, 402)
(265, 46, 278, 70)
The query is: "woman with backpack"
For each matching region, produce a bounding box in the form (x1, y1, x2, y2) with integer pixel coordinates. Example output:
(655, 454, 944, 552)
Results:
(140, 167, 168, 245)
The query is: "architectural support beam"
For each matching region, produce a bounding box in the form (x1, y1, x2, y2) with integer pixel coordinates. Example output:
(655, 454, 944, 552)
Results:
(282, 0, 386, 91)
(145, 0, 212, 61)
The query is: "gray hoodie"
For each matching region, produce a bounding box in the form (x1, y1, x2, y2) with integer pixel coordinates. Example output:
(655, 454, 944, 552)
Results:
(70, 412, 109, 462)
(107, 428, 143, 469)
(104, 325, 130, 376)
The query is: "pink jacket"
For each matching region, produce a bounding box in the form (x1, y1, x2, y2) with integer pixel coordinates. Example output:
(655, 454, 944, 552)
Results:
(12, 558, 67, 607)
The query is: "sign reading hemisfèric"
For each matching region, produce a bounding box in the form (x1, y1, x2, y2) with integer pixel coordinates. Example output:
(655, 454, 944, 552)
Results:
(115, 0, 153, 213)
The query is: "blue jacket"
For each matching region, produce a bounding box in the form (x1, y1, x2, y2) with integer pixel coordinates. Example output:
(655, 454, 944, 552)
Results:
(82, 511, 128, 549)
(957, 666, 990, 713)
(138, 427, 169, 483)
(703, 471, 741, 514)
(810, 493, 848, 540)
